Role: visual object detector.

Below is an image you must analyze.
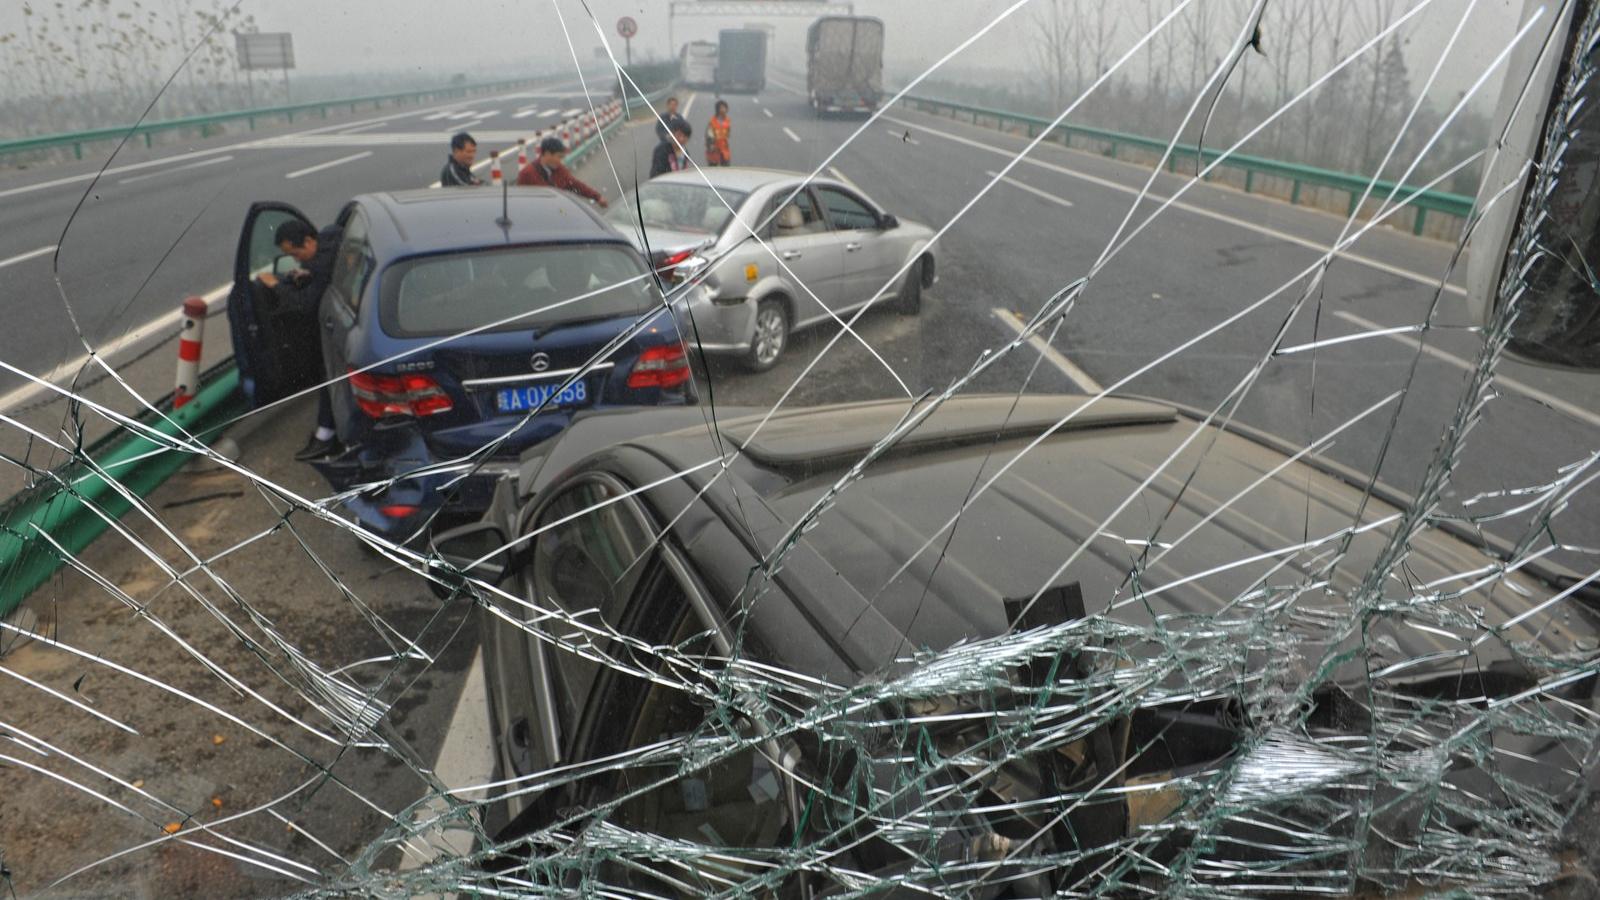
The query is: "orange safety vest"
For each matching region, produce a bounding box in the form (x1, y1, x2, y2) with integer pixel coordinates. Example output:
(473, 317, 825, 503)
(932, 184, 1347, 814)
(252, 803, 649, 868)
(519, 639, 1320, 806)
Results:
(706, 114, 732, 165)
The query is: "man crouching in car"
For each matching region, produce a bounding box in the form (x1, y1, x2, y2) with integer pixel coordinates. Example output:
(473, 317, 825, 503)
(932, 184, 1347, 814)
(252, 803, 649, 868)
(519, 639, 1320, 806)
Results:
(255, 219, 343, 461)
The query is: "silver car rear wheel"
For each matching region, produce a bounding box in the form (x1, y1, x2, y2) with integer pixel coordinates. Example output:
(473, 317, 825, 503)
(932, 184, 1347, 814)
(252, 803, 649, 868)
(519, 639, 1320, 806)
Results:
(747, 300, 788, 372)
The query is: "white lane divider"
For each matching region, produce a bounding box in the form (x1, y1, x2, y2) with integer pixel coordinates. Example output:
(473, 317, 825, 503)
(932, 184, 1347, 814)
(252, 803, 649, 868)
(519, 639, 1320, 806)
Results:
(285, 151, 373, 180)
(561, 108, 583, 117)
(0, 245, 58, 272)
(448, 111, 480, 120)
(1332, 310, 1600, 430)
(885, 113, 1467, 297)
(117, 155, 233, 185)
(682, 93, 697, 118)
(338, 121, 389, 135)
(827, 166, 861, 191)
(422, 111, 454, 121)
(782, 126, 802, 143)
(762, 108, 773, 118)
(992, 307, 1104, 394)
(537, 108, 559, 117)
(985, 170, 1073, 208)
(0, 279, 232, 414)
(511, 110, 537, 119)
(886, 127, 920, 145)
(394, 649, 493, 874)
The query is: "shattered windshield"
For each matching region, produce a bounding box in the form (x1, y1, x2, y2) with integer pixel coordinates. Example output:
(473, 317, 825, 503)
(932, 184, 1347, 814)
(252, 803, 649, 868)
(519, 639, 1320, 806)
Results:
(1, 1, 1598, 898)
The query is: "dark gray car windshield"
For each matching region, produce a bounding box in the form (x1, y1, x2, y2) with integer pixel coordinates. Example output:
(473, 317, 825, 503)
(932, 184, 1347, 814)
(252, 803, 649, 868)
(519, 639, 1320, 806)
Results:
(382, 243, 655, 337)
(606, 183, 748, 235)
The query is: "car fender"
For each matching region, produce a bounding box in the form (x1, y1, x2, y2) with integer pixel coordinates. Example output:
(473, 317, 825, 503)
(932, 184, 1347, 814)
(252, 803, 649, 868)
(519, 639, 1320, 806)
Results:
(896, 228, 939, 286)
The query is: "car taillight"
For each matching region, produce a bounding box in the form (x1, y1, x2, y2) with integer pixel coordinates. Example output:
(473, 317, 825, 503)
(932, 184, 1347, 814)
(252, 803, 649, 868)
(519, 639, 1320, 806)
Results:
(627, 343, 691, 389)
(378, 504, 419, 518)
(349, 368, 454, 418)
(655, 248, 707, 284)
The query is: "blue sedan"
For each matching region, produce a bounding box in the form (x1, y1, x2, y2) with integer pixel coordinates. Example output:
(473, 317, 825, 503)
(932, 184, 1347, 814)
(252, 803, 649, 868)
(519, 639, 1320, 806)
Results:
(228, 188, 693, 539)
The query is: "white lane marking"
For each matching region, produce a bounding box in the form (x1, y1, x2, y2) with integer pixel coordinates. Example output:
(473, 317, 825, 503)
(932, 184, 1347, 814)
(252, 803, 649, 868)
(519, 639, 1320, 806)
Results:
(884, 114, 1467, 297)
(474, 110, 500, 118)
(827, 166, 861, 191)
(0, 280, 231, 414)
(561, 108, 583, 117)
(782, 126, 802, 143)
(538, 108, 559, 117)
(992, 308, 1103, 393)
(117, 155, 234, 185)
(396, 648, 493, 873)
(285, 151, 373, 180)
(1332, 310, 1600, 429)
(422, 111, 454, 121)
(337, 121, 388, 135)
(682, 93, 697, 119)
(762, 108, 773, 118)
(886, 127, 920, 145)
(0, 84, 576, 202)
(752, 97, 761, 105)
(0, 245, 57, 271)
(985, 170, 1073, 208)
(511, 110, 537, 119)
(449, 118, 490, 135)
(448, 111, 479, 120)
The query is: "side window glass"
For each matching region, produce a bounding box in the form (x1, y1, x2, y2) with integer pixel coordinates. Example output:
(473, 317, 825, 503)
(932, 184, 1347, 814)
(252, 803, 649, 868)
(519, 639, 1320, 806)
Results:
(768, 189, 828, 238)
(529, 479, 657, 736)
(583, 567, 788, 894)
(328, 209, 372, 311)
(817, 187, 879, 230)
(248, 209, 304, 276)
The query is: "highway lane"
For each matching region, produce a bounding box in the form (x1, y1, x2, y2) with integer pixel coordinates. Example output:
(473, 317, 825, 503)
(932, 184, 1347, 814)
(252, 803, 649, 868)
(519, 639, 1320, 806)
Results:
(0, 84, 611, 389)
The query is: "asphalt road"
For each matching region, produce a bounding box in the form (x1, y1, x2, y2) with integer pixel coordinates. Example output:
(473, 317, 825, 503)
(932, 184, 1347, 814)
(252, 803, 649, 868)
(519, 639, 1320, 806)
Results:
(2, 79, 1598, 896)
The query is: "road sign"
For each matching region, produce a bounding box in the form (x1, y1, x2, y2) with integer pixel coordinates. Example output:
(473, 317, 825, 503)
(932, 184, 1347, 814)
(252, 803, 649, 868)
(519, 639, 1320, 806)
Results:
(234, 32, 294, 71)
(617, 16, 638, 38)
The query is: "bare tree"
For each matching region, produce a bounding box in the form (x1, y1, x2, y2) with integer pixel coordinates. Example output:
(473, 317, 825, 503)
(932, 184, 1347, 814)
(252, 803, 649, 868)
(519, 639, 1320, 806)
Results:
(1031, 0, 1079, 112)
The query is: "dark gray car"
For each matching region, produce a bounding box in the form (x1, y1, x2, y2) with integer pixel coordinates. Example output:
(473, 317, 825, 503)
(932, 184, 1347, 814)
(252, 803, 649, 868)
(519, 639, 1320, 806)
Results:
(434, 394, 1599, 897)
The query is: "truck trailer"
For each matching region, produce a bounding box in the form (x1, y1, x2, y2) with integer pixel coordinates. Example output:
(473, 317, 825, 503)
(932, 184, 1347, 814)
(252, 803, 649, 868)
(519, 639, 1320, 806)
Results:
(716, 29, 767, 94)
(806, 16, 884, 116)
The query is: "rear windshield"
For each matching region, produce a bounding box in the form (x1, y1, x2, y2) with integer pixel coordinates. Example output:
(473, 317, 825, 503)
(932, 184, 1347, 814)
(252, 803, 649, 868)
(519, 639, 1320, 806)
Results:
(382, 243, 655, 337)
(606, 183, 748, 236)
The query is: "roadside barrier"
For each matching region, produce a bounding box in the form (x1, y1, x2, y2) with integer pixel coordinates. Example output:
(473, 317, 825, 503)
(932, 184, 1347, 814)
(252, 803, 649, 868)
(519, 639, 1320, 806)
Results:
(517, 139, 528, 170)
(173, 297, 207, 409)
(490, 150, 502, 184)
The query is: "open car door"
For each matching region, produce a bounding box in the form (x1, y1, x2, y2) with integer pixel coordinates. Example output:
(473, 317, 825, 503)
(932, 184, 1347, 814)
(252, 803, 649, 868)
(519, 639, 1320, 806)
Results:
(228, 201, 323, 408)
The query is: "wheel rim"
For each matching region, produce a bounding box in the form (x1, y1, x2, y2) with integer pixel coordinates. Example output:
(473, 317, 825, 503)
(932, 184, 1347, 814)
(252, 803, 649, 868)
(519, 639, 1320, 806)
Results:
(754, 307, 785, 365)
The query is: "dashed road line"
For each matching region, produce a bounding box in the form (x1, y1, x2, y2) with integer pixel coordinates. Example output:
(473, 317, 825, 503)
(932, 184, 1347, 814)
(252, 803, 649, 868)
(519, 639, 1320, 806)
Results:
(561, 108, 583, 117)
(682, 93, 697, 119)
(884, 114, 1467, 297)
(782, 126, 802, 143)
(985, 170, 1073, 208)
(337, 121, 389, 135)
(117, 155, 234, 185)
(1332, 310, 1600, 429)
(762, 108, 773, 118)
(828, 166, 861, 190)
(0, 245, 58, 271)
(285, 151, 374, 180)
(886, 127, 920, 145)
(992, 307, 1103, 393)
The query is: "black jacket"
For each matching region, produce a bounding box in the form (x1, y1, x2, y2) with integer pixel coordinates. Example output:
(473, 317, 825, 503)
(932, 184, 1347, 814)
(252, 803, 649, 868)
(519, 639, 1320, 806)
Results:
(270, 225, 342, 318)
(650, 140, 688, 178)
(440, 156, 482, 187)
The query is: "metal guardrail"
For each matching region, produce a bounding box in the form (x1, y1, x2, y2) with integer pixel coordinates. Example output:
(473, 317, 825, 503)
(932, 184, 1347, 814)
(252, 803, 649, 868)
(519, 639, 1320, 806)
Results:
(0, 76, 562, 162)
(900, 94, 1474, 236)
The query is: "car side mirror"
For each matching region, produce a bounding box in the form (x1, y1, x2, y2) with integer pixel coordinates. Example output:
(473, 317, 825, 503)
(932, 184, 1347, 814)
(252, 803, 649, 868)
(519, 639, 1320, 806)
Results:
(879, 214, 900, 230)
(427, 522, 516, 599)
(274, 253, 299, 276)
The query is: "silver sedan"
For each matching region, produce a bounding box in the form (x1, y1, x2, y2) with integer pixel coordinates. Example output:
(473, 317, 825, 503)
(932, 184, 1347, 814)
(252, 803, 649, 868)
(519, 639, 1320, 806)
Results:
(606, 168, 938, 371)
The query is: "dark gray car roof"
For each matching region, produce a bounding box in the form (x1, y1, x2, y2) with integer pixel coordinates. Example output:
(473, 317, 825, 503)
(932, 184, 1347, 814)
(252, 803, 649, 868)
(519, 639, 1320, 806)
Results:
(358, 187, 622, 259)
(523, 395, 1593, 682)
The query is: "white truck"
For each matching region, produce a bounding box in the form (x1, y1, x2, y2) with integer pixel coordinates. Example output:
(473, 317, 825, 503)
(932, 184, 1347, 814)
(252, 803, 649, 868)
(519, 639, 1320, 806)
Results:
(806, 16, 884, 117)
(679, 41, 717, 90)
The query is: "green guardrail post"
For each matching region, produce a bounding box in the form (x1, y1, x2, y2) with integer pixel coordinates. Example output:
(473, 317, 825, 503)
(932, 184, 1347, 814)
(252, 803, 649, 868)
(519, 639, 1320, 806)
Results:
(144, 132, 152, 148)
(1244, 169, 1255, 193)
(287, 110, 295, 123)
(1290, 179, 1303, 205)
(1414, 208, 1427, 236)
(1347, 190, 1360, 218)
(73, 143, 82, 160)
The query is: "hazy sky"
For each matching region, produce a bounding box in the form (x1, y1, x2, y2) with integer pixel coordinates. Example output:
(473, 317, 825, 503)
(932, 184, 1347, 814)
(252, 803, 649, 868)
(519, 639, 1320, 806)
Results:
(0, 1, 1532, 105)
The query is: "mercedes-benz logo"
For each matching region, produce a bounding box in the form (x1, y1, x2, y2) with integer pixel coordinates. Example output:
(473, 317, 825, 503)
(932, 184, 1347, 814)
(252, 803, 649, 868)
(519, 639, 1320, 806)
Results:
(530, 352, 551, 373)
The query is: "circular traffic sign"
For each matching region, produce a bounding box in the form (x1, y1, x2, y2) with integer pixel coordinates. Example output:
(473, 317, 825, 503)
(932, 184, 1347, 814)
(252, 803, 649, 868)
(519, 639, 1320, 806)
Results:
(617, 16, 638, 38)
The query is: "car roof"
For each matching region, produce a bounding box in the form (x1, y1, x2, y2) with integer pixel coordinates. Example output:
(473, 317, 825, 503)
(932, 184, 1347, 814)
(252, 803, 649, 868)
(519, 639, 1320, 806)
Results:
(355, 188, 625, 259)
(645, 167, 837, 194)
(527, 394, 1593, 683)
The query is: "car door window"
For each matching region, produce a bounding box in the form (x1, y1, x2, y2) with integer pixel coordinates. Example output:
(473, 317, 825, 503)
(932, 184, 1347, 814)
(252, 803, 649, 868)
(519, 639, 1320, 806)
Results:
(575, 563, 790, 895)
(327, 208, 372, 312)
(767, 189, 828, 238)
(245, 208, 307, 278)
(529, 478, 657, 742)
(816, 186, 880, 230)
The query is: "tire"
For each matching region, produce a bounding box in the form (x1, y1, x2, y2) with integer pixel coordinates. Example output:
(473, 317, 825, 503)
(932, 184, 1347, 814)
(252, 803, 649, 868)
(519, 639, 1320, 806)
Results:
(896, 258, 924, 315)
(745, 299, 789, 372)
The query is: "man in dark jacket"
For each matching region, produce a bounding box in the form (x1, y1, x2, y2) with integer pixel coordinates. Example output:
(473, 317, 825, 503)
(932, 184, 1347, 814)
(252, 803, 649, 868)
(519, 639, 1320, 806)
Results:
(654, 96, 690, 143)
(516, 137, 608, 207)
(256, 219, 343, 460)
(650, 122, 692, 178)
(439, 132, 482, 186)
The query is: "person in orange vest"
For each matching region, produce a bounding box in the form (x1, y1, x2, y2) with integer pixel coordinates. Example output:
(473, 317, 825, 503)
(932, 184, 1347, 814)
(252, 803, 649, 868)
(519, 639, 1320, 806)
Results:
(705, 99, 732, 167)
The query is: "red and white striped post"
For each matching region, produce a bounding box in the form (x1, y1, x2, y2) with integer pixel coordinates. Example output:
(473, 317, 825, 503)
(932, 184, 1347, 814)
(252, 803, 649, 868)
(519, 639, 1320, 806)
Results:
(173, 296, 207, 408)
(490, 149, 502, 184)
(516, 138, 528, 170)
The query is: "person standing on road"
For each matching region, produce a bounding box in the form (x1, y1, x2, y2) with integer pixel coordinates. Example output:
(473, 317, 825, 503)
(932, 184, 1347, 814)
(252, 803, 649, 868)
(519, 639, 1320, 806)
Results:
(705, 99, 732, 166)
(517, 136, 609, 208)
(651, 122, 692, 177)
(255, 219, 344, 461)
(654, 95, 690, 143)
(439, 132, 482, 187)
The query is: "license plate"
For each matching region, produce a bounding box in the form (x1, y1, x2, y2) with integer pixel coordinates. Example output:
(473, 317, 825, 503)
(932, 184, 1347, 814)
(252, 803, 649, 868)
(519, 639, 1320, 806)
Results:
(494, 379, 589, 413)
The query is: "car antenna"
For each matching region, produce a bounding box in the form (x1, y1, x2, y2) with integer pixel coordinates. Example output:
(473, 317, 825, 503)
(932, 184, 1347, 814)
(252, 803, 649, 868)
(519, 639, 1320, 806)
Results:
(492, 150, 512, 229)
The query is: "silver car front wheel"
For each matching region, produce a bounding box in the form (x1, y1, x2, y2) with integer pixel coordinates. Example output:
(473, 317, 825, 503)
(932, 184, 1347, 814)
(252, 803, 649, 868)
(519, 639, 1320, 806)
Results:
(746, 299, 788, 372)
